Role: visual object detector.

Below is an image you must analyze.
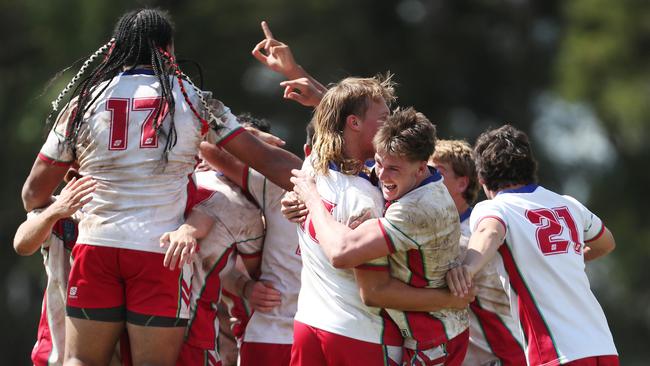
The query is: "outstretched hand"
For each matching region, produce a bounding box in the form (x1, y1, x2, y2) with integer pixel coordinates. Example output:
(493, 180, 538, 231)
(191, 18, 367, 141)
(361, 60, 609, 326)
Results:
(49, 175, 96, 219)
(160, 225, 198, 271)
(251, 21, 299, 78)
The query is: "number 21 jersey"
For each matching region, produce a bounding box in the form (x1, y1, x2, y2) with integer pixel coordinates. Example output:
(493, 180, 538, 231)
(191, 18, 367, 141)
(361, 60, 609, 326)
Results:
(470, 184, 617, 365)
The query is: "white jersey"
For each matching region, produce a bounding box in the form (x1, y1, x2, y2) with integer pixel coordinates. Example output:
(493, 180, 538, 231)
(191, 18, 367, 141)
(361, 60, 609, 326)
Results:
(459, 208, 525, 366)
(184, 171, 264, 353)
(373, 169, 469, 348)
(295, 157, 388, 344)
(28, 209, 81, 366)
(470, 184, 617, 365)
(241, 168, 302, 345)
(39, 70, 242, 253)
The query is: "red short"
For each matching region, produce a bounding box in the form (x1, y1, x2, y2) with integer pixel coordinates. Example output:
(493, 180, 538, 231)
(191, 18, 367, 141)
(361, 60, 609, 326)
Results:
(66, 244, 191, 325)
(290, 321, 401, 366)
(31, 297, 54, 366)
(240, 342, 292, 366)
(402, 329, 469, 366)
(565, 355, 619, 366)
(176, 342, 222, 366)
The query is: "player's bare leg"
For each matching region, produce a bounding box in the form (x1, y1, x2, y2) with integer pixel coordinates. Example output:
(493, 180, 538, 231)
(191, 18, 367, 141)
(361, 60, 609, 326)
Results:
(64, 317, 124, 366)
(127, 324, 185, 366)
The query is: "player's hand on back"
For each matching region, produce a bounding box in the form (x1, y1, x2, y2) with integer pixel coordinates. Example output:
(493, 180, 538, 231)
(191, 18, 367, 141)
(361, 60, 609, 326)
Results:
(280, 77, 325, 107)
(446, 264, 473, 297)
(251, 21, 300, 78)
(48, 175, 96, 219)
(244, 280, 282, 313)
(160, 224, 198, 271)
(281, 191, 308, 223)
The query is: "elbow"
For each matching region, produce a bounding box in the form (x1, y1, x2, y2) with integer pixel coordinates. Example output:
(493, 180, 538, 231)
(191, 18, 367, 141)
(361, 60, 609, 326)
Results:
(13, 241, 37, 256)
(358, 286, 381, 307)
(329, 247, 356, 269)
(21, 183, 47, 212)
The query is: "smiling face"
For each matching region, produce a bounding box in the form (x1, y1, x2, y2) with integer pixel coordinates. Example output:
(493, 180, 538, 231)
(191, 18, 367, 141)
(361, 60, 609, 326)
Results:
(375, 152, 427, 201)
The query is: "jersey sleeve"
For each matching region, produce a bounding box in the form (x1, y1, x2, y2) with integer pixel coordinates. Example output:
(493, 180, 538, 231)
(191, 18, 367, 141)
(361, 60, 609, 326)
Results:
(469, 200, 507, 235)
(203, 96, 244, 146)
(243, 168, 286, 212)
(38, 103, 77, 166)
(378, 199, 435, 253)
(563, 195, 605, 243)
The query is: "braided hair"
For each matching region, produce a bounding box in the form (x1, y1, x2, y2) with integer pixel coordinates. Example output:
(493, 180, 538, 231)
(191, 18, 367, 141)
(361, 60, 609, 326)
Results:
(48, 8, 217, 160)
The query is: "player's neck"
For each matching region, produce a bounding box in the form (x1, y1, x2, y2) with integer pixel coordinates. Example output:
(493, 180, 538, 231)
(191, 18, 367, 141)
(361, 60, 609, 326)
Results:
(341, 132, 369, 165)
(454, 198, 469, 215)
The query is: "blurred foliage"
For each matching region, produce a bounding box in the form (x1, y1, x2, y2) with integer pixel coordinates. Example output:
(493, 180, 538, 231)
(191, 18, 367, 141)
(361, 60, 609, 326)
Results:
(0, 0, 647, 364)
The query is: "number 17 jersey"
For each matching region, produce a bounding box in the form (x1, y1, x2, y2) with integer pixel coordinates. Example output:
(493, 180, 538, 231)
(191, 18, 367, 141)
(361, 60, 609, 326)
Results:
(470, 184, 617, 365)
(38, 71, 242, 253)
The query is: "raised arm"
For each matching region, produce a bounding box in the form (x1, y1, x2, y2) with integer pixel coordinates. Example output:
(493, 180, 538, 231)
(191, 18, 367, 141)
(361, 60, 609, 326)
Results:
(251, 21, 327, 107)
(14, 176, 96, 256)
(200, 132, 302, 192)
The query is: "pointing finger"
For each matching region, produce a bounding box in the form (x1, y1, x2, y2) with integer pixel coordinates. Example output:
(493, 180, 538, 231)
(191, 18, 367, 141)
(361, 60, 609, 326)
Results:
(261, 20, 274, 40)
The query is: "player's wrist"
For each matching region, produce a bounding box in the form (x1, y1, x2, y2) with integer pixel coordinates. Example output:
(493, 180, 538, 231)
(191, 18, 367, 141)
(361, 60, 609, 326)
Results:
(241, 279, 255, 300)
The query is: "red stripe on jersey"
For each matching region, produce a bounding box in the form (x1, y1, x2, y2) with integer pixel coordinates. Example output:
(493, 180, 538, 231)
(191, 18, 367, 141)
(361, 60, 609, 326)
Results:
(404, 312, 448, 348)
(37, 153, 72, 167)
(52, 218, 78, 251)
(185, 246, 234, 349)
(499, 244, 559, 365)
(31, 293, 54, 366)
(206, 352, 220, 366)
(184, 174, 198, 218)
(584, 224, 606, 243)
(378, 220, 397, 254)
(221, 289, 251, 340)
(241, 166, 250, 194)
(476, 215, 507, 234)
(406, 249, 428, 287)
(470, 299, 526, 365)
(216, 126, 245, 147)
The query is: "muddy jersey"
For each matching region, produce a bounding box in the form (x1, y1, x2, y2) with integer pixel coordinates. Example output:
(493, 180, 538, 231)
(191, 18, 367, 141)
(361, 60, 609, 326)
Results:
(459, 208, 525, 365)
(241, 168, 302, 345)
(38, 70, 243, 253)
(470, 184, 617, 365)
(295, 156, 389, 344)
(28, 208, 80, 366)
(374, 168, 469, 349)
(184, 170, 264, 352)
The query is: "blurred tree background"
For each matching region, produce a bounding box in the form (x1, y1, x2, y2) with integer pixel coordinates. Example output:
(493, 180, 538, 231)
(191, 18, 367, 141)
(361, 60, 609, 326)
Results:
(0, 0, 648, 364)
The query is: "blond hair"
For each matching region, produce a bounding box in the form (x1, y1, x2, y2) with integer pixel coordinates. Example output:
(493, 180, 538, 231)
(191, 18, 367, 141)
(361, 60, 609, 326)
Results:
(311, 74, 396, 175)
(431, 139, 479, 204)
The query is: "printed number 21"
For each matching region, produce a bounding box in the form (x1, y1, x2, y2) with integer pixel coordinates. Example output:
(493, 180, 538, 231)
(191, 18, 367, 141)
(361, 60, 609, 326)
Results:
(106, 97, 168, 150)
(526, 207, 581, 256)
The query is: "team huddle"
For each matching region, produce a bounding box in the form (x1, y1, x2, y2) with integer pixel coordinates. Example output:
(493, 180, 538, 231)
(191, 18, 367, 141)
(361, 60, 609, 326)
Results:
(14, 8, 619, 366)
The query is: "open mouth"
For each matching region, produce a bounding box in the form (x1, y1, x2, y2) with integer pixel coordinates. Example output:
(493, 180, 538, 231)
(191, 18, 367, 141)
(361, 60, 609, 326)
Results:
(383, 184, 397, 192)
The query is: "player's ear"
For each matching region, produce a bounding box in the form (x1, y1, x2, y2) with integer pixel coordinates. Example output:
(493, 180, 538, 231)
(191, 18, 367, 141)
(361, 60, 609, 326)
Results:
(458, 176, 469, 194)
(346, 115, 361, 132)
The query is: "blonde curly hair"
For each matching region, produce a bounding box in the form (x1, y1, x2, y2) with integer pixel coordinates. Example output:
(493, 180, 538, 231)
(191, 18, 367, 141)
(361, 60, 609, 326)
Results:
(311, 74, 396, 176)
